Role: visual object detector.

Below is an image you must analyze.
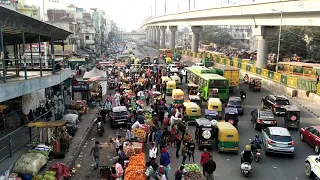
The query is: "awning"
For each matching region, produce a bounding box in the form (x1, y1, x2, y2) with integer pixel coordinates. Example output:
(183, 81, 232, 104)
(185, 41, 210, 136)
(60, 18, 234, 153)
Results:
(69, 58, 86, 62)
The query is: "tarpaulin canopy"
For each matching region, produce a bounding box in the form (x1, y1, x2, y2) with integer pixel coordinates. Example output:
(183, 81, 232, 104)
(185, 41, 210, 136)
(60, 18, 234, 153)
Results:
(83, 67, 106, 79)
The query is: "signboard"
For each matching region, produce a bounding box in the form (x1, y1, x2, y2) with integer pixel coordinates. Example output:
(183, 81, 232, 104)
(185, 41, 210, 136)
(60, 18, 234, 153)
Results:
(72, 81, 89, 91)
(26, 43, 48, 52)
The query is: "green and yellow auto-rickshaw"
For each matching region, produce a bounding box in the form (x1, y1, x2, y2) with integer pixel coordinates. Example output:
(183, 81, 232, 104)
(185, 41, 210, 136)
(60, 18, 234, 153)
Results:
(165, 57, 172, 64)
(161, 76, 171, 84)
(172, 89, 184, 105)
(208, 98, 223, 118)
(215, 122, 239, 153)
(134, 58, 141, 64)
(183, 102, 201, 124)
(166, 80, 176, 95)
(171, 76, 181, 88)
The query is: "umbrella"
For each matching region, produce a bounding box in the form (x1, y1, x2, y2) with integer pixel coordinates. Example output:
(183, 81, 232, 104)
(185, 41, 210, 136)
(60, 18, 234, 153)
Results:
(88, 76, 102, 82)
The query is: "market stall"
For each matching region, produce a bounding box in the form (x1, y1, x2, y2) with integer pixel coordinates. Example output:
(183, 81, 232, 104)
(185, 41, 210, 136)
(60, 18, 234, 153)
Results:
(124, 152, 147, 180)
(184, 164, 205, 180)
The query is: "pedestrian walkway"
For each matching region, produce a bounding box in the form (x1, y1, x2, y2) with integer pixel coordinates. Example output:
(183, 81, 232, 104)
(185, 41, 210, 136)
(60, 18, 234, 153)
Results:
(0, 108, 96, 179)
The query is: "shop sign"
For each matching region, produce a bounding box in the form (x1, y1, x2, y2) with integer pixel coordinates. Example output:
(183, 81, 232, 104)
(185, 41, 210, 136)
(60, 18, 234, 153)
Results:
(72, 81, 89, 91)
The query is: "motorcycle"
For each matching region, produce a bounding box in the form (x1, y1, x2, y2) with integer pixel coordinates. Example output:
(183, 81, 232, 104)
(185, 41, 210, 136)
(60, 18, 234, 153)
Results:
(94, 115, 104, 136)
(243, 77, 249, 84)
(240, 162, 252, 177)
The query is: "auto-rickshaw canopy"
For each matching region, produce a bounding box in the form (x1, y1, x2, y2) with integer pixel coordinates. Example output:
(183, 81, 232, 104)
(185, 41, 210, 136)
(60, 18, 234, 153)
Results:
(161, 76, 171, 84)
(216, 122, 239, 141)
(166, 80, 176, 89)
(172, 89, 184, 99)
(165, 57, 172, 63)
(183, 102, 201, 116)
(208, 98, 222, 111)
(171, 76, 181, 84)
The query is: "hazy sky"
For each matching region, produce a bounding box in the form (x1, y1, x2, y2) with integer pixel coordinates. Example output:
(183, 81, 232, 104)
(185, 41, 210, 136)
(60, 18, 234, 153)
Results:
(25, 0, 279, 31)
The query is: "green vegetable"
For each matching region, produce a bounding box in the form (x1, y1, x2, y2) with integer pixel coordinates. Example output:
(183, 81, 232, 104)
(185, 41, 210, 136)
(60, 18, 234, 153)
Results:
(184, 164, 201, 172)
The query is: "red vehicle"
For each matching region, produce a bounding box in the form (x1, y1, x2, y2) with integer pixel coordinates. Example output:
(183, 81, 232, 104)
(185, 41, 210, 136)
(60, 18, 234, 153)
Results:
(300, 126, 320, 154)
(172, 62, 183, 69)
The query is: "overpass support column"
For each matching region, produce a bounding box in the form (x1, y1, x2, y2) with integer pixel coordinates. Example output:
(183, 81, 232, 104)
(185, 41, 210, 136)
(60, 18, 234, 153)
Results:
(169, 26, 178, 50)
(156, 27, 161, 47)
(191, 26, 202, 53)
(253, 26, 277, 68)
(160, 26, 166, 48)
(146, 27, 150, 42)
(152, 27, 156, 44)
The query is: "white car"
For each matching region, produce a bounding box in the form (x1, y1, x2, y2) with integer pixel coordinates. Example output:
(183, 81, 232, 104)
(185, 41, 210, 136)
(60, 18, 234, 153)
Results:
(305, 155, 320, 178)
(167, 64, 179, 72)
(192, 63, 205, 67)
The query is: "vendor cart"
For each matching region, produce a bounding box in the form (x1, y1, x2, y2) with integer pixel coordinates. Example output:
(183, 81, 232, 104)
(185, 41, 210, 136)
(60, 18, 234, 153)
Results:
(71, 100, 88, 114)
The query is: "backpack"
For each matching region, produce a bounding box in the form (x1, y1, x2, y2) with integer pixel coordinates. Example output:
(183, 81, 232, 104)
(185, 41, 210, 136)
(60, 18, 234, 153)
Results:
(206, 160, 216, 174)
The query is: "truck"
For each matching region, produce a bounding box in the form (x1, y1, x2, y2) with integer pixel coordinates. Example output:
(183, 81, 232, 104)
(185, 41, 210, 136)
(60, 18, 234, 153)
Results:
(201, 57, 213, 67)
(211, 65, 239, 91)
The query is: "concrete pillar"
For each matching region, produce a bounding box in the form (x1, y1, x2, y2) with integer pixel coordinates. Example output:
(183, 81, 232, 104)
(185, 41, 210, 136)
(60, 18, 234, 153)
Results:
(253, 26, 277, 68)
(152, 27, 156, 43)
(160, 26, 166, 48)
(169, 26, 178, 50)
(146, 28, 149, 42)
(156, 27, 161, 46)
(191, 26, 203, 53)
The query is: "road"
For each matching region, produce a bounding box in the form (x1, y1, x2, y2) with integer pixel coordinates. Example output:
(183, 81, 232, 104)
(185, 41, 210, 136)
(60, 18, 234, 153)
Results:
(71, 46, 319, 180)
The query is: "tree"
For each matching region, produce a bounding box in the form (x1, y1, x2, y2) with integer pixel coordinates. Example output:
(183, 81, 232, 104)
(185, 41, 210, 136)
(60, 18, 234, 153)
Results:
(199, 26, 233, 46)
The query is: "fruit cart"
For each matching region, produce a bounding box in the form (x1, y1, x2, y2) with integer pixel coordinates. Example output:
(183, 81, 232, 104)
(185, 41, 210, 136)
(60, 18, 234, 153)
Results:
(184, 164, 205, 180)
(124, 153, 147, 180)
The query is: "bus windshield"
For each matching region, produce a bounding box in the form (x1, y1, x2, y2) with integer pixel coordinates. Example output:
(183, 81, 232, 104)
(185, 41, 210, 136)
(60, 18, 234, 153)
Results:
(209, 80, 228, 88)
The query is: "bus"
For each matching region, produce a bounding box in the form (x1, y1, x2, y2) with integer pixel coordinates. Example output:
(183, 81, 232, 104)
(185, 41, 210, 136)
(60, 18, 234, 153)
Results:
(186, 67, 229, 101)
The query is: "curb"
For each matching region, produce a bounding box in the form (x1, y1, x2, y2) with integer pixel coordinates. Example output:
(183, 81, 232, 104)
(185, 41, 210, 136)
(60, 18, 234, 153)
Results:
(66, 113, 95, 169)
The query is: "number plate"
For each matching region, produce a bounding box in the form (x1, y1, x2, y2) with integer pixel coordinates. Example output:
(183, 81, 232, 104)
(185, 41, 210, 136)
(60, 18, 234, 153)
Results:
(277, 144, 287, 147)
(118, 121, 124, 124)
(264, 121, 272, 124)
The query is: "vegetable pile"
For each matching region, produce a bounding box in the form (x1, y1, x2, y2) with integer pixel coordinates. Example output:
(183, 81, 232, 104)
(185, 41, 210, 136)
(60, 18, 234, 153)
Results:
(184, 164, 204, 180)
(32, 171, 56, 180)
(125, 152, 146, 180)
(132, 128, 146, 140)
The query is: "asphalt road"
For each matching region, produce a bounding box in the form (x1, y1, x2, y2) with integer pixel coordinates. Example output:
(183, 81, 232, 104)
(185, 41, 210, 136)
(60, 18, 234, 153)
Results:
(71, 46, 319, 180)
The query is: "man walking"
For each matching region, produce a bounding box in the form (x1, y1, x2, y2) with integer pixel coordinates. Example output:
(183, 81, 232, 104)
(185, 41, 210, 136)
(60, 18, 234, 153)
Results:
(203, 155, 216, 180)
(90, 141, 102, 169)
(200, 148, 211, 176)
(181, 143, 188, 165)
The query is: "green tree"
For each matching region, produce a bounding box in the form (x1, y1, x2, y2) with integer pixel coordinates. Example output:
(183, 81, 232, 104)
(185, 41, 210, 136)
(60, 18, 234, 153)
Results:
(200, 26, 233, 46)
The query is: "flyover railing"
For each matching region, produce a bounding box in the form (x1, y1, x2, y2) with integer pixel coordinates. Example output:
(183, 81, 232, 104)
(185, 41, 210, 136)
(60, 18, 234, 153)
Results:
(0, 58, 66, 83)
(177, 50, 320, 94)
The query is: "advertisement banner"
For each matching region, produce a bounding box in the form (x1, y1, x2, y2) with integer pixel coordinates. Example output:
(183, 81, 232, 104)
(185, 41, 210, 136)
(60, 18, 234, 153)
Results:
(250, 66, 256, 74)
(230, 60, 233, 66)
(261, 69, 269, 78)
(238, 62, 242, 69)
(280, 75, 288, 85)
(226, 59, 230, 66)
(241, 63, 247, 70)
(303, 68, 316, 77)
(287, 77, 298, 88)
(268, 71, 274, 80)
(246, 64, 251, 72)
(273, 72, 281, 83)
(233, 60, 238, 67)
(317, 84, 320, 95)
(297, 79, 317, 91)
(256, 68, 261, 75)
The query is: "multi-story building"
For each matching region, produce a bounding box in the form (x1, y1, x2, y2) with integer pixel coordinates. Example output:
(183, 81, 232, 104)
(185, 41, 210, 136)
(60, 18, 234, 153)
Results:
(17, 0, 40, 20)
(91, 9, 107, 54)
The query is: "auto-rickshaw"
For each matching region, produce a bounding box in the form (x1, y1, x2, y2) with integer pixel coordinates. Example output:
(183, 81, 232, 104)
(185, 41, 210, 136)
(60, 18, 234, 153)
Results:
(183, 102, 201, 124)
(171, 76, 181, 88)
(161, 76, 171, 84)
(166, 80, 176, 95)
(216, 122, 239, 153)
(165, 57, 172, 64)
(134, 58, 141, 64)
(224, 107, 239, 128)
(283, 105, 300, 129)
(172, 89, 184, 105)
(195, 118, 215, 150)
(173, 52, 181, 61)
(159, 49, 173, 59)
(205, 109, 220, 121)
(249, 78, 262, 92)
(208, 98, 223, 117)
(210, 88, 219, 98)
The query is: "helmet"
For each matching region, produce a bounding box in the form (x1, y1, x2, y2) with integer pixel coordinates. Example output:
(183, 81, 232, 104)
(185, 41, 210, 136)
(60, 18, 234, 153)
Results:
(245, 145, 251, 151)
(255, 134, 259, 138)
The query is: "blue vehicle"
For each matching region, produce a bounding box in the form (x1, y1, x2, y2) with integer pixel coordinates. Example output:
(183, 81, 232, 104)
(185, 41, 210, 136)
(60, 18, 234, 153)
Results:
(205, 109, 220, 121)
(226, 96, 244, 115)
(224, 107, 239, 128)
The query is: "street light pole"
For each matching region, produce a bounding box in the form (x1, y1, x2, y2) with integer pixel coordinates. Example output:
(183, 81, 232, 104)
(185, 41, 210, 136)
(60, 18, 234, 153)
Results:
(194, 0, 195, 9)
(155, 0, 157, 17)
(275, 10, 283, 73)
(189, 0, 191, 10)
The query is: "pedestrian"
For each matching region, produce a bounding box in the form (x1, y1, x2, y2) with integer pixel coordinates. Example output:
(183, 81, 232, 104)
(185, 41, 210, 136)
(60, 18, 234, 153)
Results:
(125, 126, 133, 140)
(104, 100, 112, 117)
(160, 147, 171, 179)
(118, 145, 128, 167)
(175, 134, 182, 158)
(174, 166, 184, 180)
(115, 135, 121, 155)
(146, 90, 150, 106)
(155, 128, 163, 153)
(90, 141, 102, 169)
(203, 155, 216, 180)
(181, 143, 188, 165)
(149, 142, 158, 163)
(187, 139, 196, 163)
(114, 158, 124, 178)
(147, 127, 156, 145)
(200, 148, 211, 176)
(114, 92, 121, 106)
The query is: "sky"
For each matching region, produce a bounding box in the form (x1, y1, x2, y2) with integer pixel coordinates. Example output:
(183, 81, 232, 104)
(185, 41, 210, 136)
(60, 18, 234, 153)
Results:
(25, 0, 280, 31)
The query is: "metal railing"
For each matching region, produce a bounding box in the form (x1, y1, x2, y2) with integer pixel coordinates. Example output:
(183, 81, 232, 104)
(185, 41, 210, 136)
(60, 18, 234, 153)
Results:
(0, 58, 65, 83)
(0, 110, 53, 163)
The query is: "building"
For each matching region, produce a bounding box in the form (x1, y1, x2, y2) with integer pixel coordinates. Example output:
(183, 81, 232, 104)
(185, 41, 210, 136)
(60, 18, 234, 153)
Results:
(91, 9, 107, 54)
(17, 0, 40, 20)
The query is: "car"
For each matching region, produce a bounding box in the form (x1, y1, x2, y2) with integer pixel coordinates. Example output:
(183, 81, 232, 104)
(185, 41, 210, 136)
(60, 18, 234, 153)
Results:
(300, 126, 320, 154)
(305, 155, 320, 178)
(192, 63, 205, 67)
(167, 64, 179, 72)
(226, 96, 244, 115)
(251, 109, 277, 130)
(261, 95, 290, 115)
(110, 106, 131, 128)
(262, 127, 295, 156)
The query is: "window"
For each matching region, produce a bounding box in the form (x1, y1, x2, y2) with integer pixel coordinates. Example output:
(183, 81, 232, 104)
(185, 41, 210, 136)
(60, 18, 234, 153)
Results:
(271, 135, 292, 142)
(259, 111, 274, 119)
(209, 80, 228, 88)
(275, 100, 290, 105)
(85, 36, 90, 40)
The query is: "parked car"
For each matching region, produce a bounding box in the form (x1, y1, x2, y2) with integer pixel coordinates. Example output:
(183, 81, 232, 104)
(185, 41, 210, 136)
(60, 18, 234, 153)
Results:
(300, 126, 320, 154)
(305, 155, 320, 178)
(261, 95, 290, 115)
(226, 96, 243, 115)
(110, 106, 131, 128)
(262, 127, 295, 156)
(251, 109, 277, 130)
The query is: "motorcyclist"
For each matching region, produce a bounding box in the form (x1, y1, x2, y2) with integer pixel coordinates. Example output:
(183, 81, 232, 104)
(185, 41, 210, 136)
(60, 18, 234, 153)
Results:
(250, 134, 262, 152)
(241, 145, 253, 165)
(243, 74, 249, 82)
(240, 89, 246, 100)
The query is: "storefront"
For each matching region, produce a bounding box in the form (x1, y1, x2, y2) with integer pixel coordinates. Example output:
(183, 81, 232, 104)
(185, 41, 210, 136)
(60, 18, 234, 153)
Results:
(71, 80, 90, 102)
(48, 79, 71, 120)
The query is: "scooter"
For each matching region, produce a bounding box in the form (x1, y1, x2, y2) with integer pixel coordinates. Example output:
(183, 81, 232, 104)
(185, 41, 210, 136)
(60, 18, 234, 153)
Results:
(240, 162, 252, 177)
(240, 92, 246, 102)
(243, 77, 249, 84)
(253, 148, 262, 162)
(94, 115, 104, 136)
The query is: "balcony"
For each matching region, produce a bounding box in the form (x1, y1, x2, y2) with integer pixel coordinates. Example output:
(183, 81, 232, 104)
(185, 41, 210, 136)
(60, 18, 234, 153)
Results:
(85, 39, 95, 45)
